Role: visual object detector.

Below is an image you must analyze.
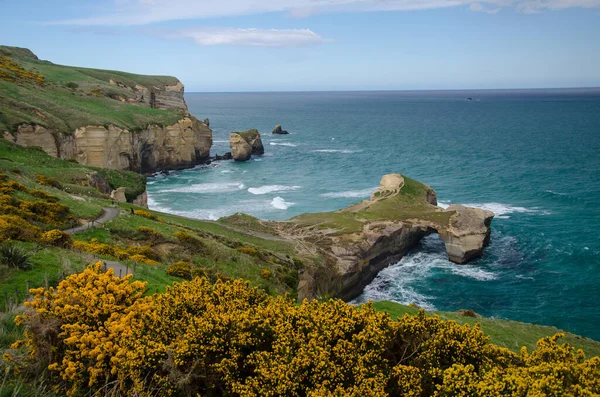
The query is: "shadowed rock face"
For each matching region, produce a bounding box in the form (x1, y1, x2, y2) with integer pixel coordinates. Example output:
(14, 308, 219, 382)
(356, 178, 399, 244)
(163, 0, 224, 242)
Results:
(267, 174, 494, 301)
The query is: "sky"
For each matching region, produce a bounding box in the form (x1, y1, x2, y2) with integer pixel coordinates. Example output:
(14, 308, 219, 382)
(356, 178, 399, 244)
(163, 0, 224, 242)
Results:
(0, 0, 599, 91)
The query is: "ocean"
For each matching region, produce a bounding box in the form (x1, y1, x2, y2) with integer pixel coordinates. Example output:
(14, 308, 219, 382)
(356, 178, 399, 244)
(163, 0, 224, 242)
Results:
(147, 89, 600, 340)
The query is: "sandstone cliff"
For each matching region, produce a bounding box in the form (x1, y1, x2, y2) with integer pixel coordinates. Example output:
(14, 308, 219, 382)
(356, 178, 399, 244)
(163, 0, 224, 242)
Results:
(3, 117, 212, 173)
(229, 129, 264, 161)
(0, 45, 213, 173)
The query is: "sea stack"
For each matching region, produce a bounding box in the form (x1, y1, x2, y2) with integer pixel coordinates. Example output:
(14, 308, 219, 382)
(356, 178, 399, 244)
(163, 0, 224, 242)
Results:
(272, 124, 289, 134)
(229, 129, 264, 161)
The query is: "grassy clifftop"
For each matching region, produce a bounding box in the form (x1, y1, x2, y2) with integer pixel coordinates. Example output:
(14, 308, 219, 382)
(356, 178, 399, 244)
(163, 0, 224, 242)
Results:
(0, 45, 183, 133)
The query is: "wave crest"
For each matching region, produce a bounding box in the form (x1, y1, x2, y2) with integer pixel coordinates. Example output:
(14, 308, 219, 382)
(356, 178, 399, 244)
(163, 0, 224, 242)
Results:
(248, 185, 301, 195)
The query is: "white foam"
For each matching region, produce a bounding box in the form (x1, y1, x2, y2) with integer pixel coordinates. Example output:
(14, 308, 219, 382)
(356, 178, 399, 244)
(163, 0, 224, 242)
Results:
(159, 182, 245, 194)
(269, 142, 297, 147)
(271, 196, 293, 210)
(221, 170, 233, 173)
(321, 187, 378, 198)
(516, 275, 535, 281)
(354, 236, 498, 308)
(313, 149, 360, 154)
(213, 140, 229, 143)
(438, 200, 451, 209)
(248, 185, 302, 195)
(462, 202, 550, 216)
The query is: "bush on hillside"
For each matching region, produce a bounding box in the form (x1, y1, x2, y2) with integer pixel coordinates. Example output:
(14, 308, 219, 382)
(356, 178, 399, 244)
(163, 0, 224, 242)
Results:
(8, 264, 600, 397)
(36, 175, 61, 189)
(39, 229, 72, 248)
(133, 210, 163, 222)
(0, 243, 31, 269)
(0, 215, 41, 243)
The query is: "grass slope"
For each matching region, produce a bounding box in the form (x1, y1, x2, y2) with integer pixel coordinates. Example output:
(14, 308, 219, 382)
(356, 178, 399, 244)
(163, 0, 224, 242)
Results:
(291, 176, 451, 234)
(0, 45, 182, 133)
(372, 301, 600, 357)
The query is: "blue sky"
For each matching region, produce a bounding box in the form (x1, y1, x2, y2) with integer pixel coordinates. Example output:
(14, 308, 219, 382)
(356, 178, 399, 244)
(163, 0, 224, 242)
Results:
(1, 0, 599, 91)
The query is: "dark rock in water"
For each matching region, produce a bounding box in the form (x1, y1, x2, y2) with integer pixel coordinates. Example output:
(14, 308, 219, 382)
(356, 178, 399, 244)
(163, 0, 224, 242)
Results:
(214, 152, 233, 161)
(204, 118, 210, 127)
(272, 124, 289, 135)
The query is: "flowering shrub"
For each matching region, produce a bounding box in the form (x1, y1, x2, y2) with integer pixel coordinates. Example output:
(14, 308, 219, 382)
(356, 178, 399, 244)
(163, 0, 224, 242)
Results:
(126, 245, 160, 261)
(236, 246, 259, 256)
(73, 240, 116, 257)
(137, 226, 163, 242)
(173, 231, 207, 253)
(9, 265, 600, 397)
(0, 56, 46, 86)
(29, 190, 59, 202)
(13, 262, 146, 396)
(0, 215, 41, 242)
(128, 254, 160, 265)
(36, 175, 61, 189)
(39, 229, 72, 248)
(260, 268, 272, 280)
(133, 210, 163, 222)
(165, 261, 193, 279)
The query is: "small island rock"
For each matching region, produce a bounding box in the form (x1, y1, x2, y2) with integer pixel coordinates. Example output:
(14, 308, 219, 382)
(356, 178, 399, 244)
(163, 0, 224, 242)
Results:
(272, 124, 289, 135)
(438, 205, 494, 264)
(229, 129, 264, 161)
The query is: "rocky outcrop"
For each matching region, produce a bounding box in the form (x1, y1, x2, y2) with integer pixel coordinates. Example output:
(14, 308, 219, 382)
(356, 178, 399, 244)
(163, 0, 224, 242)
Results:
(229, 134, 252, 161)
(272, 124, 289, 135)
(4, 117, 212, 173)
(438, 205, 494, 264)
(110, 187, 127, 203)
(87, 172, 112, 195)
(229, 129, 264, 162)
(275, 174, 494, 301)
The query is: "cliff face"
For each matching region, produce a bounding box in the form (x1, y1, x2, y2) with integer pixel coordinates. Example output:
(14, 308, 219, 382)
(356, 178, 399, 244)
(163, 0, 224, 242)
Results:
(0, 45, 212, 173)
(4, 117, 212, 173)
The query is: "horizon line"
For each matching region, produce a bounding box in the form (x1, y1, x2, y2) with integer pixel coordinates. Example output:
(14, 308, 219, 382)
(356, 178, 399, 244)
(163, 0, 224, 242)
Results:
(186, 87, 600, 94)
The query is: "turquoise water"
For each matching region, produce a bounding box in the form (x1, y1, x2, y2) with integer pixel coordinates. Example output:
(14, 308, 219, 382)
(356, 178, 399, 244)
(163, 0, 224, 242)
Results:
(147, 89, 600, 340)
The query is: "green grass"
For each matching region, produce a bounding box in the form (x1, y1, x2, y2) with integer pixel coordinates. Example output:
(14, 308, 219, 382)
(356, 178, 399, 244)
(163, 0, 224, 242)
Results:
(219, 213, 279, 236)
(0, 243, 89, 310)
(234, 129, 260, 141)
(0, 139, 145, 218)
(371, 301, 600, 358)
(0, 45, 183, 134)
(291, 176, 449, 235)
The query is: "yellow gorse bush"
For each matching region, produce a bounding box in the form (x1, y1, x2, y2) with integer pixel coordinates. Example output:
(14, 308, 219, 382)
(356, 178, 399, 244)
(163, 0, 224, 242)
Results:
(9, 264, 600, 396)
(39, 229, 72, 247)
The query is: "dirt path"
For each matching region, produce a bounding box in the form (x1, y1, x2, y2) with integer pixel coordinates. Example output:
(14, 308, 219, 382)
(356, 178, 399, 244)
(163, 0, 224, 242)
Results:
(65, 207, 120, 234)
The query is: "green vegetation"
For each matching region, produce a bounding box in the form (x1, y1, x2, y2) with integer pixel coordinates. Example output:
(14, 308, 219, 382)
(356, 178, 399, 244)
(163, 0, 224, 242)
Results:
(0, 138, 144, 218)
(234, 128, 261, 140)
(0, 45, 182, 134)
(372, 301, 600, 358)
(292, 175, 451, 234)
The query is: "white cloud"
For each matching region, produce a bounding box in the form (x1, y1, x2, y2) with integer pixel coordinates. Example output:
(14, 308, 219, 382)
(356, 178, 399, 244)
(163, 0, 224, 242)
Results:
(55, 0, 600, 25)
(175, 28, 328, 47)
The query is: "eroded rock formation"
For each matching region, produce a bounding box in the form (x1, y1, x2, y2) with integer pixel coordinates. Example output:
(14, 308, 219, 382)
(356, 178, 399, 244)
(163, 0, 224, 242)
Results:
(268, 174, 494, 300)
(229, 129, 264, 161)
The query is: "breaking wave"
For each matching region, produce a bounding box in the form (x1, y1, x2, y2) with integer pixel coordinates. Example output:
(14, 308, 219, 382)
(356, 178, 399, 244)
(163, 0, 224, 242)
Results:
(158, 182, 245, 194)
(248, 185, 302, 195)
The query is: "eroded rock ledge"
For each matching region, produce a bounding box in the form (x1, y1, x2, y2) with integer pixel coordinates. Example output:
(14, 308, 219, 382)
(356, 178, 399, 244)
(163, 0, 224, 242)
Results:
(263, 174, 494, 301)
